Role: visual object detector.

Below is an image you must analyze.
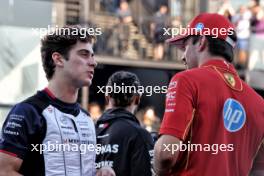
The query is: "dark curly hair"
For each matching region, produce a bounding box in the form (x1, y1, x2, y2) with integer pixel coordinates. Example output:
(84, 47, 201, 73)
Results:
(106, 71, 141, 107)
(40, 25, 95, 80)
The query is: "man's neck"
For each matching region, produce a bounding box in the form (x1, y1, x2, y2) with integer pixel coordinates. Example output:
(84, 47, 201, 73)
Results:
(47, 79, 79, 104)
(199, 55, 226, 67)
(107, 103, 135, 114)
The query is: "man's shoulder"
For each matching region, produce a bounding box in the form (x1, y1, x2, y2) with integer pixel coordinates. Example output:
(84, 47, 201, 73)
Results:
(21, 92, 50, 111)
(174, 67, 206, 78)
(107, 117, 138, 131)
(171, 67, 212, 86)
(119, 120, 153, 143)
(106, 118, 149, 137)
(135, 127, 153, 141)
(7, 92, 49, 121)
(5, 103, 36, 126)
(11, 99, 39, 115)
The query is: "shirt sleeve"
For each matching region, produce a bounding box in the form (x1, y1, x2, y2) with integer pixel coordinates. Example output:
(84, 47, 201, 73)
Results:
(0, 103, 42, 159)
(160, 73, 196, 141)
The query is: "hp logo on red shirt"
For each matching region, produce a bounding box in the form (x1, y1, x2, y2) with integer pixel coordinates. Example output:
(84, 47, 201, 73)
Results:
(223, 98, 246, 132)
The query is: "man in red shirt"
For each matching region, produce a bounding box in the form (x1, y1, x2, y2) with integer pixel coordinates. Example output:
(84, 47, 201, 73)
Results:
(153, 13, 264, 176)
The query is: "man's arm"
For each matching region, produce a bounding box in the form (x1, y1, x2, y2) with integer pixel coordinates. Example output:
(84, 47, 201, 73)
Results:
(153, 135, 181, 176)
(0, 103, 42, 176)
(0, 152, 22, 176)
(155, 74, 195, 175)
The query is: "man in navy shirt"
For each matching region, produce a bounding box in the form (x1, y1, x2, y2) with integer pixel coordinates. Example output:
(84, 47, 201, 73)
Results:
(0, 26, 115, 176)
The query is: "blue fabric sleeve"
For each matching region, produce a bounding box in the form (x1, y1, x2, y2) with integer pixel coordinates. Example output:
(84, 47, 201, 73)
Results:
(0, 103, 42, 159)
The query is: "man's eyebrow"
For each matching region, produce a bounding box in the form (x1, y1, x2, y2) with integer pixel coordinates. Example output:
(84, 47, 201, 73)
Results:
(78, 49, 90, 53)
(78, 49, 94, 55)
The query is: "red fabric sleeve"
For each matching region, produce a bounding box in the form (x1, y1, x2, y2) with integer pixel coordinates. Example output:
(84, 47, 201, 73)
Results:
(160, 73, 196, 141)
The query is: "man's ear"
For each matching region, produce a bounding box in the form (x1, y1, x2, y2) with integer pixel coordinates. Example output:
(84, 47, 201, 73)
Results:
(105, 95, 110, 105)
(134, 95, 141, 106)
(52, 52, 64, 67)
(198, 36, 207, 52)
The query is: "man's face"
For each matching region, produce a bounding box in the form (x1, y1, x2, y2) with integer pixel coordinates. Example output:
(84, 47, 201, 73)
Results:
(63, 41, 97, 87)
(181, 37, 199, 69)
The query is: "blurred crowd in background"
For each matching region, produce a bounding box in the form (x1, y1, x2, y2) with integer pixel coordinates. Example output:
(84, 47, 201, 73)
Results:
(218, 0, 264, 70)
(92, 0, 264, 70)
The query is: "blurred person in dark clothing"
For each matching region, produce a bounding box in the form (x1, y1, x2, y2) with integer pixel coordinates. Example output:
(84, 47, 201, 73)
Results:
(96, 71, 153, 176)
(100, 0, 120, 13)
(151, 4, 170, 60)
(116, 0, 132, 23)
(115, 1, 133, 55)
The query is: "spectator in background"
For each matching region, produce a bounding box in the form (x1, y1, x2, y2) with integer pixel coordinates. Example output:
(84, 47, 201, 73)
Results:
(233, 6, 251, 70)
(218, 0, 235, 21)
(151, 4, 170, 60)
(254, 13, 264, 38)
(100, 0, 120, 13)
(250, 1, 264, 36)
(249, 0, 262, 30)
(116, 0, 132, 23)
(115, 1, 133, 54)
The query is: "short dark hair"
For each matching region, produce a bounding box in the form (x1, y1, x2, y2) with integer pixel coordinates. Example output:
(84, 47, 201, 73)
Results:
(106, 71, 141, 107)
(191, 32, 237, 62)
(40, 25, 95, 80)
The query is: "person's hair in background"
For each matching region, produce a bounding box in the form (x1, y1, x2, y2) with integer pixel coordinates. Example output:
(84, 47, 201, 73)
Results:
(40, 25, 95, 80)
(106, 71, 141, 107)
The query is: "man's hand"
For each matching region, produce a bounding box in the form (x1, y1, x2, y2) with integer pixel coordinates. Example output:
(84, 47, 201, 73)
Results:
(96, 166, 116, 176)
(153, 135, 181, 175)
(0, 152, 23, 176)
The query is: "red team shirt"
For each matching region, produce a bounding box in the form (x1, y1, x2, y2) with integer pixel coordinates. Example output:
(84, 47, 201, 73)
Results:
(160, 59, 264, 176)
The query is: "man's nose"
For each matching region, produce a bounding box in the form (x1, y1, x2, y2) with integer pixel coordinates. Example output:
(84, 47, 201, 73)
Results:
(89, 56, 97, 68)
(181, 54, 186, 65)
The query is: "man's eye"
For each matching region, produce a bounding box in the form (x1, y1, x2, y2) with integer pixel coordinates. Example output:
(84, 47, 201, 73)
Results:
(81, 53, 90, 57)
